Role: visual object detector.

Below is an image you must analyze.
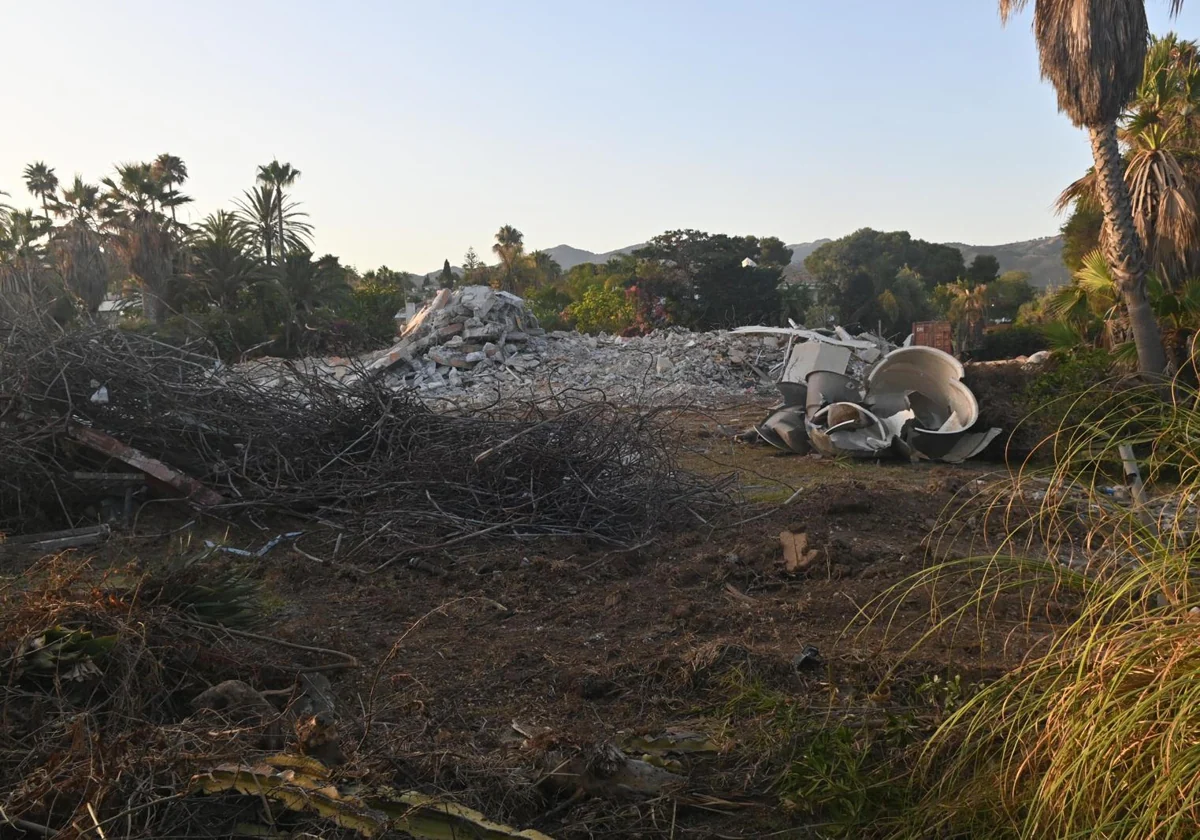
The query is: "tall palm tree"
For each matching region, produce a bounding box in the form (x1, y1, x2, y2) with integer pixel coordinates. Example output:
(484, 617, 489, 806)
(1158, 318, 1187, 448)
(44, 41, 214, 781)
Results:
(22, 162, 58, 224)
(256, 160, 301, 264)
(492, 225, 525, 293)
(1057, 33, 1200, 290)
(530, 250, 562, 290)
(100, 163, 175, 324)
(945, 280, 990, 353)
(151, 153, 190, 225)
(51, 220, 107, 315)
(57, 176, 101, 227)
(1000, 0, 1183, 376)
(100, 162, 161, 221)
(234, 185, 313, 265)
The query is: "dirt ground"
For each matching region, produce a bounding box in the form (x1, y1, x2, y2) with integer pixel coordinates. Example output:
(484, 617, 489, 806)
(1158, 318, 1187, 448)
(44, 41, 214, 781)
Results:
(3, 398, 1047, 839)
(255, 402, 1029, 837)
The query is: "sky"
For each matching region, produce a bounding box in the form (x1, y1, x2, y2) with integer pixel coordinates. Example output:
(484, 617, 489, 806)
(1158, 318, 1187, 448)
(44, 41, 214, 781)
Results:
(3, 1, 1199, 273)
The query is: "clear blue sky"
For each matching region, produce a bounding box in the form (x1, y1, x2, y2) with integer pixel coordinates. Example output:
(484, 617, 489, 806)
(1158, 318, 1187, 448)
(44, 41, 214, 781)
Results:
(3, 1, 1197, 273)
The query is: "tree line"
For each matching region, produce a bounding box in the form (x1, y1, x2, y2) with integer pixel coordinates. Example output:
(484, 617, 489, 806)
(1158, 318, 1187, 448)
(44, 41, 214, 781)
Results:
(0, 156, 429, 357)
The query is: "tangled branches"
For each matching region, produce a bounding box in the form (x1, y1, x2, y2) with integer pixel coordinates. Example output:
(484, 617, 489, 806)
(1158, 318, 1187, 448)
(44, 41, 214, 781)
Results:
(0, 555, 376, 838)
(0, 320, 727, 548)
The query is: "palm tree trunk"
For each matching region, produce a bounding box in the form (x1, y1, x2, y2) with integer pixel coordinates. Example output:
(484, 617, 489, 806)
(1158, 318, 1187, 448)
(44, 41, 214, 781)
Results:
(1088, 122, 1168, 376)
(277, 191, 287, 267)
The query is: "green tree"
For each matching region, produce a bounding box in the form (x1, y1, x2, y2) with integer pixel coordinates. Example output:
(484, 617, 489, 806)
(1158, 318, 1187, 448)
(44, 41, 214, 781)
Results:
(100, 162, 177, 324)
(235, 185, 312, 265)
(757, 236, 794, 268)
(635, 229, 786, 328)
(186, 210, 264, 310)
(492, 225, 525, 292)
(256, 160, 302, 265)
(989, 271, 1037, 321)
(530, 250, 562, 291)
(151, 153, 191, 226)
(804, 229, 966, 324)
(438, 259, 455, 289)
(567, 284, 635, 334)
(1000, 0, 1179, 375)
(1057, 34, 1200, 287)
(57, 176, 101, 227)
(1060, 199, 1104, 271)
(966, 254, 1001, 285)
(22, 162, 59, 223)
(945, 280, 989, 353)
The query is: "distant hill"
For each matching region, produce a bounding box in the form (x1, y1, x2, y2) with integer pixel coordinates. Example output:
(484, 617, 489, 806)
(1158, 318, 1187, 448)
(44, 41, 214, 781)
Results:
(542, 243, 646, 271)
(944, 236, 1069, 289)
(430, 234, 1069, 290)
(785, 235, 1068, 289)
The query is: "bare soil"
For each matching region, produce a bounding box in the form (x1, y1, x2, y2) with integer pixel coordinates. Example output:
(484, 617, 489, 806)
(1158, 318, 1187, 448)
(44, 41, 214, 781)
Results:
(250, 402, 1022, 838)
(3, 400, 1039, 839)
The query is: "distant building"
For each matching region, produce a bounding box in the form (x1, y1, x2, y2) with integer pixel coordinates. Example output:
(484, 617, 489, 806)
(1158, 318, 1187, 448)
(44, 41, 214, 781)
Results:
(741, 257, 758, 269)
(97, 296, 138, 323)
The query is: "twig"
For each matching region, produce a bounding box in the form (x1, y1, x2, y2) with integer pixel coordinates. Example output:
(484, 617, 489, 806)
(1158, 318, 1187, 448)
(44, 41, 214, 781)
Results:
(180, 617, 359, 671)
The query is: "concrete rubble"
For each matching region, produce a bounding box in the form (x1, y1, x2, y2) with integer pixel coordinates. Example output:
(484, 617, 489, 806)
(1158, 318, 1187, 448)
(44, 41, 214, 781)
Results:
(237, 290, 1004, 461)
(736, 326, 1002, 463)
(357, 286, 786, 405)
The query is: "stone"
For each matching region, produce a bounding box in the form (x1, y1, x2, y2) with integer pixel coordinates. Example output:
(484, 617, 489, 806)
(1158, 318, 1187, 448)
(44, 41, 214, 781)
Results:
(464, 325, 502, 341)
(428, 349, 471, 369)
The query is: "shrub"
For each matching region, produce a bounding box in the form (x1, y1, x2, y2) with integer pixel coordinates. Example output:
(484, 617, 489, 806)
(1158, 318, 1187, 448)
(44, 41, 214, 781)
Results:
(341, 279, 405, 347)
(886, 376, 1200, 839)
(972, 325, 1049, 361)
(528, 286, 572, 331)
(567, 284, 636, 335)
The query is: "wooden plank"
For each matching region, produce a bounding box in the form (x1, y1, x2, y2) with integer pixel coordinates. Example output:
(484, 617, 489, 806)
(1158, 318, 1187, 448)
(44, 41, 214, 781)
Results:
(67, 425, 223, 506)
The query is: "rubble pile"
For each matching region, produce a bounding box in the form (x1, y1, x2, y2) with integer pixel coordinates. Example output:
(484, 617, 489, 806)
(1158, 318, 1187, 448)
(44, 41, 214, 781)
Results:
(368, 286, 786, 404)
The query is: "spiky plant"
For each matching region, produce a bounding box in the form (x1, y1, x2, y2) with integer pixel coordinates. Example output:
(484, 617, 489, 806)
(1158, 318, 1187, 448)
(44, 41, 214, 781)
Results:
(883, 371, 1200, 838)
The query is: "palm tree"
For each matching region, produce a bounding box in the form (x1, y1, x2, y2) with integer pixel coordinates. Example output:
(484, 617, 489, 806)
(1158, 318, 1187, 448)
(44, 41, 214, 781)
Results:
(100, 163, 175, 324)
(234, 185, 313, 265)
(187, 210, 264, 309)
(51, 220, 108, 315)
(530, 250, 562, 290)
(1000, 0, 1183, 376)
(1057, 34, 1200, 290)
(944, 280, 990, 353)
(57, 176, 101, 227)
(256, 160, 301, 265)
(151, 154, 190, 225)
(0, 207, 55, 318)
(492, 225, 525, 292)
(22, 162, 59, 223)
(274, 249, 350, 352)
(100, 162, 162, 221)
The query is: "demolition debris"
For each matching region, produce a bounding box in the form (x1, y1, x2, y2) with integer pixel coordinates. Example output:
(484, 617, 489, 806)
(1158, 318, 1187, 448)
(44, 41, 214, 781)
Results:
(359, 285, 786, 405)
(0, 319, 726, 543)
(736, 326, 1003, 463)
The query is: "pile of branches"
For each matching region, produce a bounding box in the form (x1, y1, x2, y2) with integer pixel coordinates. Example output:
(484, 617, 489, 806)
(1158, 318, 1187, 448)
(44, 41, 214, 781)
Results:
(0, 320, 727, 547)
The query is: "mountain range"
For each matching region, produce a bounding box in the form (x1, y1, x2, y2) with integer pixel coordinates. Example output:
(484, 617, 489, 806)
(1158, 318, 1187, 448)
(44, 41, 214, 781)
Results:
(420, 235, 1071, 290)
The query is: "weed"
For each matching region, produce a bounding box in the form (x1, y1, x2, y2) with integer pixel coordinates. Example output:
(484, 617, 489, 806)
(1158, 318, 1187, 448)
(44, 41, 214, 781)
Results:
(879, 376, 1200, 839)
